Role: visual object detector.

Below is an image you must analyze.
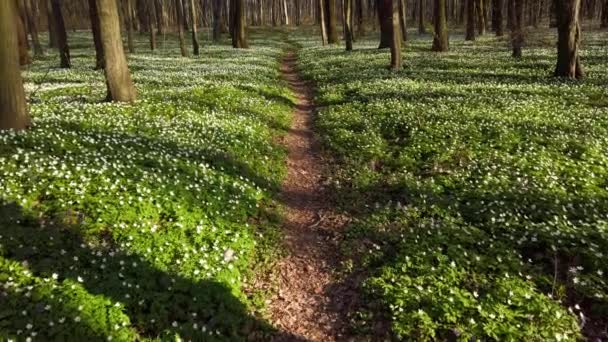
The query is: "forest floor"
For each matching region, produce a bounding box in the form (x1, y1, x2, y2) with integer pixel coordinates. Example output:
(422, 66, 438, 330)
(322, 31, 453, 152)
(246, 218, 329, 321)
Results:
(268, 50, 353, 341)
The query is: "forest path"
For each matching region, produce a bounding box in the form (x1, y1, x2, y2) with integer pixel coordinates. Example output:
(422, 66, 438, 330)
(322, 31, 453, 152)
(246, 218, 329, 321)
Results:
(268, 50, 351, 341)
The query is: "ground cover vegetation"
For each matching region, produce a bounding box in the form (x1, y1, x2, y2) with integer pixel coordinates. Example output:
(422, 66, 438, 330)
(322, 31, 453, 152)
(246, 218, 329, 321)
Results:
(0, 30, 294, 341)
(296, 27, 608, 341)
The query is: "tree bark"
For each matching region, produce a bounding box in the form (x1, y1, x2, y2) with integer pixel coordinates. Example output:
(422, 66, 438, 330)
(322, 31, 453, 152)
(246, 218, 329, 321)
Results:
(379, 0, 393, 48)
(554, 0, 584, 78)
(326, 0, 338, 43)
(231, 0, 248, 48)
(602, 0, 608, 27)
(466, 0, 476, 40)
(155, 0, 165, 34)
(89, 0, 104, 69)
(96, 0, 137, 102)
(125, 0, 135, 53)
(24, 0, 43, 57)
(15, 1, 31, 66)
(50, 0, 70, 68)
(0, 0, 29, 130)
(418, 0, 426, 33)
(47, 0, 58, 48)
(212, 0, 221, 42)
(175, 0, 189, 56)
(432, 0, 449, 51)
(399, 0, 408, 41)
(493, 0, 504, 36)
(190, 0, 200, 55)
(510, 0, 524, 57)
(344, 0, 354, 50)
(319, 0, 329, 44)
(147, 0, 157, 50)
(476, 0, 485, 34)
(390, 0, 402, 70)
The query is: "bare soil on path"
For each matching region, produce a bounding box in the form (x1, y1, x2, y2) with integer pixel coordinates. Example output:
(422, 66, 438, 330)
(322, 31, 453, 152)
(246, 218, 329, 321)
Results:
(267, 51, 353, 341)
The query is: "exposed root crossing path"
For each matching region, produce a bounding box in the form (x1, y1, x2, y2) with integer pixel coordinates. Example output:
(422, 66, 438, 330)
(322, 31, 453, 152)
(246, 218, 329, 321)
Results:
(269, 51, 350, 341)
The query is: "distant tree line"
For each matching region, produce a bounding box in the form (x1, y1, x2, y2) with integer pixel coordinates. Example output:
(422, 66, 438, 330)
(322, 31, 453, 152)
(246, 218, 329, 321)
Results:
(1, 0, 606, 130)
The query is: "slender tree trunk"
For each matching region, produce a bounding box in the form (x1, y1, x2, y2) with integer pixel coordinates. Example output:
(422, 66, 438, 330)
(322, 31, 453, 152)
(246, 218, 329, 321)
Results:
(344, 0, 354, 50)
(418, 0, 426, 33)
(379, 0, 393, 48)
(554, 0, 584, 78)
(319, 0, 329, 44)
(190, 0, 200, 54)
(476, 0, 485, 34)
(494, 0, 504, 35)
(231, 0, 248, 48)
(96, 0, 137, 102)
(283, 0, 290, 25)
(390, 0, 402, 70)
(89, 0, 104, 69)
(357, 0, 365, 36)
(125, 0, 135, 53)
(399, 0, 408, 41)
(466, 0, 476, 40)
(175, 0, 189, 56)
(601, 0, 608, 27)
(147, 0, 157, 50)
(511, 0, 524, 57)
(326, 0, 338, 43)
(432, 0, 449, 51)
(47, 0, 58, 48)
(0, 0, 29, 130)
(24, 0, 43, 57)
(212, 0, 221, 41)
(155, 0, 165, 34)
(50, 0, 70, 68)
(15, 1, 31, 66)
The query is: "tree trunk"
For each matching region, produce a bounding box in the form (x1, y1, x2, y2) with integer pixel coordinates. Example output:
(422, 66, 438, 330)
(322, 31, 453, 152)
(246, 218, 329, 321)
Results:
(510, 0, 524, 57)
(379, 0, 393, 48)
(432, 0, 449, 51)
(212, 0, 221, 42)
(476, 0, 485, 34)
(15, 1, 31, 66)
(147, 0, 157, 50)
(466, 0, 476, 40)
(283, 0, 290, 25)
(231, 0, 248, 48)
(0, 0, 29, 130)
(50, 0, 69, 68)
(418, 0, 426, 33)
(494, 0, 504, 36)
(554, 0, 584, 78)
(96, 0, 137, 102)
(190, 0, 200, 55)
(24, 0, 43, 57)
(344, 0, 354, 50)
(89, 0, 104, 69)
(602, 0, 608, 27)
(47, 0, 58, 48)
(357, 0, 365, 36)
(319, 0, 329, 44)
(390, 0, 402, 70)
(326, 0, 338, 43)
(175, 0, 189, 56)
(155, 0, 165, 34)
(399, 0, 408, 41)
(125, 0, 135, 53)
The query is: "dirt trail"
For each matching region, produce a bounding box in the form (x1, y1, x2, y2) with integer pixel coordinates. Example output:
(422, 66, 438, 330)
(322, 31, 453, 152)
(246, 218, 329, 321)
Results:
(268, 51, 350, 341)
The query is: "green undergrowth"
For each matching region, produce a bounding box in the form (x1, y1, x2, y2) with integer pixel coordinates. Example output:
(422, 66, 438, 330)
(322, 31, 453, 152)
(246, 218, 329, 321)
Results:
(0, 30, 295, 341)
(295, 27, 608, 341)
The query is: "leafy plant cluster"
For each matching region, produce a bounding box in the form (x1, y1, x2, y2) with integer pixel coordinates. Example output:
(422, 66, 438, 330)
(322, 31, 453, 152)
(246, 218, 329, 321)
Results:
(296, 28, 608, 341)
(0, 31, 294, 341)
